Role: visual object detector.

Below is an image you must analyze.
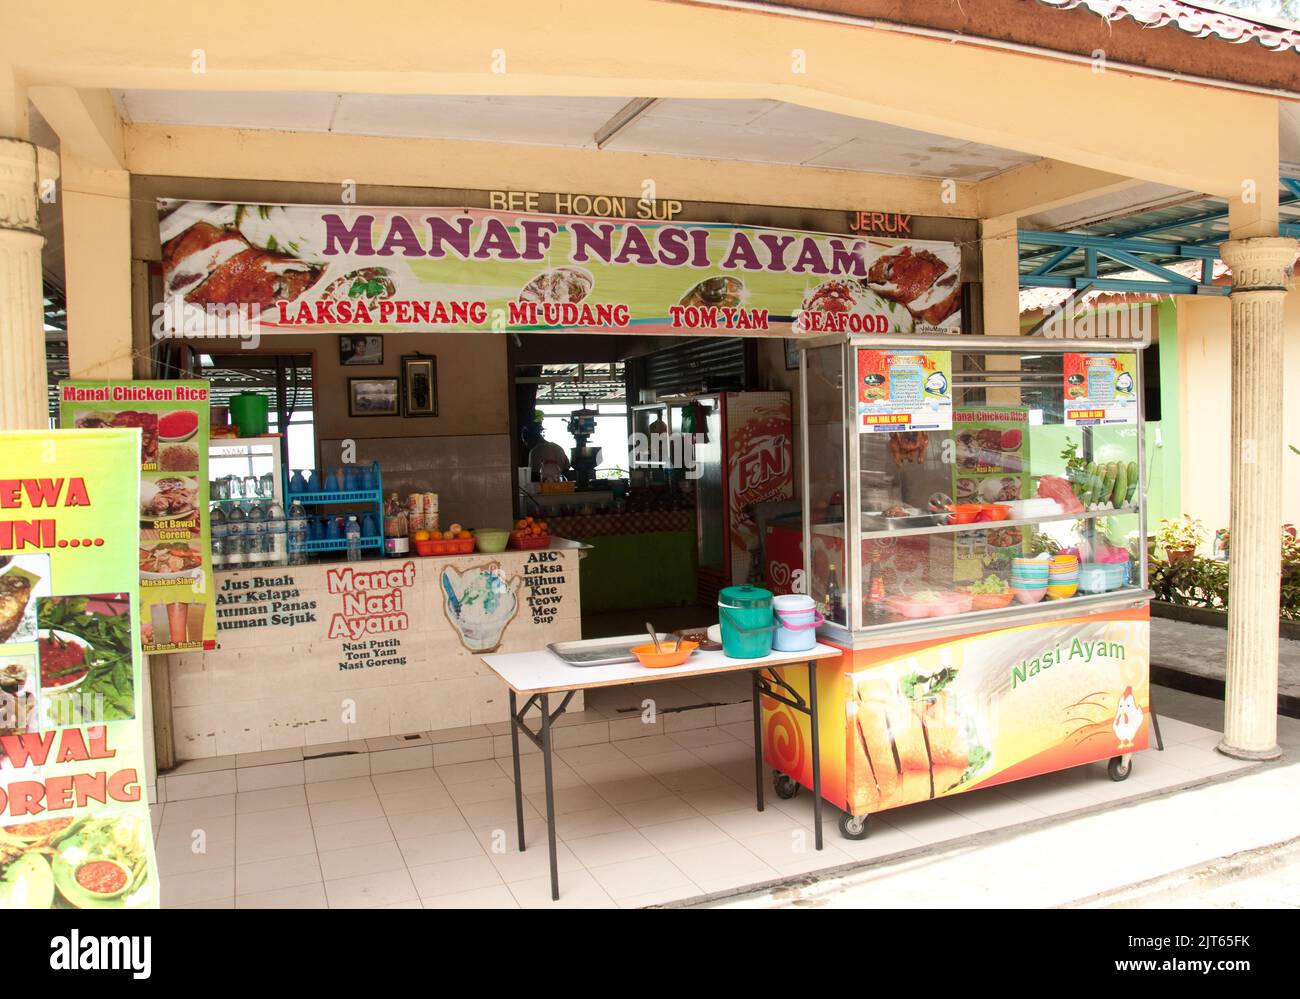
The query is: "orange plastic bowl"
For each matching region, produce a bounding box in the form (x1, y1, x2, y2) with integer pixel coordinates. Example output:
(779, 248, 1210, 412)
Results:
(629, 641, 699, 668)
(946, 506, 980, 525)
(983, 504, 1013, 521)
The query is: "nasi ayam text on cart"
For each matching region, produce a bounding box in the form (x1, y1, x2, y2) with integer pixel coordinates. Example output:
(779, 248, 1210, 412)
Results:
(1011, 638, 1127, 690)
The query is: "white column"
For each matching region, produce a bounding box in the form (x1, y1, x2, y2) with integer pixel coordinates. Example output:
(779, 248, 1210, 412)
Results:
(1218, 236, 1298, 760)
(0, 137, 48, 429)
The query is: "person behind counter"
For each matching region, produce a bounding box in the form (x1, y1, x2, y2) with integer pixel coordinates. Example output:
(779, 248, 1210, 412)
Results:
(526, 421, 571, 484)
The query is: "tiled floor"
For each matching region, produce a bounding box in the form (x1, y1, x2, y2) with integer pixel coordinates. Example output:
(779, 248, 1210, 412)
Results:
(151, 700, 1256, 908)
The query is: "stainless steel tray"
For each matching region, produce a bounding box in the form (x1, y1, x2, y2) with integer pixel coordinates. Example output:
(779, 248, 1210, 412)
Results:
(862, 510, 948, 530)
(546, 634, 674, 667)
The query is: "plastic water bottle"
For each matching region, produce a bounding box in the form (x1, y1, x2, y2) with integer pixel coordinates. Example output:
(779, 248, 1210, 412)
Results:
(226, 503, 246, 568)
(210, 504, 228, 570)
(287, 501, 308, 565)
(245, 502, 266, 568)
(346, 515, 362, 561)
(265, 502, 286, 566)
(361, 511, 378, 544)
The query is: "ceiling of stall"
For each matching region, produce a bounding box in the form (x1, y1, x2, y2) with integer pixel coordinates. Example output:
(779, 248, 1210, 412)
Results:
(112, 91, 1042, 180)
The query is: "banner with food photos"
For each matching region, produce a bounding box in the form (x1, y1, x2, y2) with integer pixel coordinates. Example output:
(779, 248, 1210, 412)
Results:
(0, 428, 159, 909)
(157, 200, 963, 337)
(59, 381, 214, 655)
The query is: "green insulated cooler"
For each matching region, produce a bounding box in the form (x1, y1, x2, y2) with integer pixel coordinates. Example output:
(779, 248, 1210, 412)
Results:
(718, 584, 775, 659)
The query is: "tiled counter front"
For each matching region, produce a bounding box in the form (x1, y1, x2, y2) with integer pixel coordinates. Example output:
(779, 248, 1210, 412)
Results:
(167, 548, 581, 758)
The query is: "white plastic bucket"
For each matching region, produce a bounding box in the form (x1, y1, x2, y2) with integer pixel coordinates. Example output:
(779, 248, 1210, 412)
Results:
(772, 594, 822, 652)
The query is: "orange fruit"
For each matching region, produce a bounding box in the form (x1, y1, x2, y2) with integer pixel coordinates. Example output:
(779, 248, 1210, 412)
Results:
(448, 523, 463, 535)
(459, 530, 473, 540)
(413, 530, 431, 542)
(515, 519, 528, 530)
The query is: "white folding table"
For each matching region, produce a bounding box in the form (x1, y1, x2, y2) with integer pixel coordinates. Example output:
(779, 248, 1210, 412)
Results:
(479, 640, 844, 900)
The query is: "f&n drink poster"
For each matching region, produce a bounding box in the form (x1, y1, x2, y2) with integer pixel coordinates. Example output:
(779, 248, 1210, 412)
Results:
(0, 428, 159, 909)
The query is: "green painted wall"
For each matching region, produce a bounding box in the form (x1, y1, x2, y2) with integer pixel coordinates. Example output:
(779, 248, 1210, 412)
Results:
(575, 531, 698, 613)
(1019, 298, 1180, 531)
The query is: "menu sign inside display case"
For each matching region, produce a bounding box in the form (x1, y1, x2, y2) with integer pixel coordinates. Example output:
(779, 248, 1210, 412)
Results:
(951, 408, 1032, 582)
(59, 381, 215, 654)
(856, 349, 952, 433)
(1063, 353, 1138, 427)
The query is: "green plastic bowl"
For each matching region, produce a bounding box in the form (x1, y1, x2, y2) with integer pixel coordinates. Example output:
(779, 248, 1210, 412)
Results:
(473, 528, 511, 553)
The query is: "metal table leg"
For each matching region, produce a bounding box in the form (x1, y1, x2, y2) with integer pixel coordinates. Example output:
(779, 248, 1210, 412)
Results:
(751, 668, 765, 813)
(807, 659, 823, 851)
(540, 692, 559, 901)
(506, 689, 574, 900)
(508, 690, 526, 851)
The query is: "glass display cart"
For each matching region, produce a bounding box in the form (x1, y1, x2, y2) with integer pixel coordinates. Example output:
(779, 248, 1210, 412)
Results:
(761, 334, 1155, 840)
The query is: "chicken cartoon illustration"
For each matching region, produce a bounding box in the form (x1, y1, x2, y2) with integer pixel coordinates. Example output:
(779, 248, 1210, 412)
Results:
(1112, 686, 1143, 749)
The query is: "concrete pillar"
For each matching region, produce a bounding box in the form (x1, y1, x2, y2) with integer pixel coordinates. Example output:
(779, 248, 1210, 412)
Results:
(980, 213, 1022, 406)
(62, 154, 134, 379)
(0, 137, 49, 429)
(1218, 235, 1298, 760)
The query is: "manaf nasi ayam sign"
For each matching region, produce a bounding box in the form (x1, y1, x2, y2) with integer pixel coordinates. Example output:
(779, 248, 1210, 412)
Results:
(0, 429, 158, 910)
(157, 200, 964, 337)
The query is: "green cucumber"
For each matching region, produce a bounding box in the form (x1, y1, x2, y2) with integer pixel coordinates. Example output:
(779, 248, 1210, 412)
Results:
(1082, 461, 1098, 503)
(1113, 463, 1128, 508)
(1124, 460, 1139, 503)
(1099, 462, 1117, 507)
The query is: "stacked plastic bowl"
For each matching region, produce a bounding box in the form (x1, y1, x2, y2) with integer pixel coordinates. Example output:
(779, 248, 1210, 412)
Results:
(1010, 557, 1048, 604)
(1078, 560, 1129, 593)
(1046, 553, 1080, 599)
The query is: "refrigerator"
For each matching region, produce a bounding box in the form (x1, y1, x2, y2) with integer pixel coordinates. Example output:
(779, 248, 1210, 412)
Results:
(694, 391, 793, 601)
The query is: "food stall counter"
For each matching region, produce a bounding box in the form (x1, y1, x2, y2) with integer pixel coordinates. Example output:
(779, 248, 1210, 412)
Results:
(165, 540, 585, 758)
(762, 335, 1156, 841)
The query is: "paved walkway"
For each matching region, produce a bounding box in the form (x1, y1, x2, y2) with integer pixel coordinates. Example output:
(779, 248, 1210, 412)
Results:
(709, 687, 1300, 909)
(1151, 616, 1300, 705)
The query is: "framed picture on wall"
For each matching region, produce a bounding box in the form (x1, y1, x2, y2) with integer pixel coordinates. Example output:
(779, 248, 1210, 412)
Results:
(348, 377, 400, 417)
(339, 335, 383, 366)
(401, 354, 438, 417)
(784, 338, 800, 371)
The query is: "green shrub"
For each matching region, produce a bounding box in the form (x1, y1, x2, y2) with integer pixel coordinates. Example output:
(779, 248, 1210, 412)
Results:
(1151, 525, 1300, 620)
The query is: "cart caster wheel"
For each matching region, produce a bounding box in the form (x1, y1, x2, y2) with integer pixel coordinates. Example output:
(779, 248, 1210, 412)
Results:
(773, 774, 799, 800)
(1108, 756, 1132, 782)
(838, 813, 871, 840)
